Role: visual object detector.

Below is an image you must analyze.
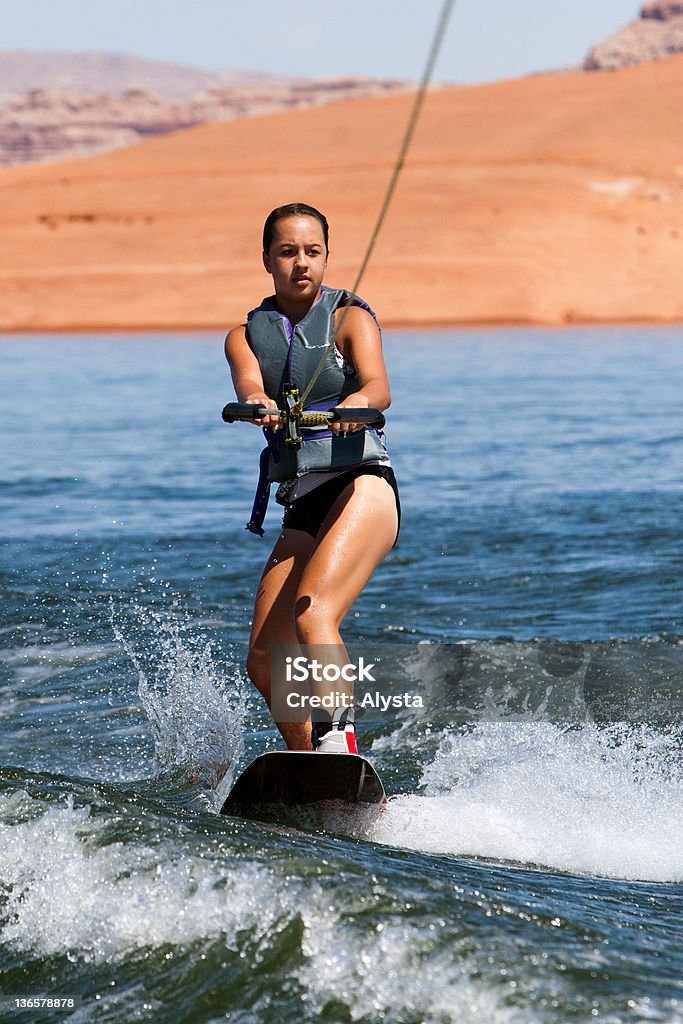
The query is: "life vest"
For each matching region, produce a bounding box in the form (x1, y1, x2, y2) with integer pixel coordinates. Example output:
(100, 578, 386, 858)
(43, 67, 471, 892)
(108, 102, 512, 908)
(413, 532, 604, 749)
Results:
(244, 286, 389, 534)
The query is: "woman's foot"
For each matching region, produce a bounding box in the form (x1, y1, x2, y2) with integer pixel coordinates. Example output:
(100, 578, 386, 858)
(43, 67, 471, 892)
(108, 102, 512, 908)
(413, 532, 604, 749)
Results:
(313, 706, 358, 754)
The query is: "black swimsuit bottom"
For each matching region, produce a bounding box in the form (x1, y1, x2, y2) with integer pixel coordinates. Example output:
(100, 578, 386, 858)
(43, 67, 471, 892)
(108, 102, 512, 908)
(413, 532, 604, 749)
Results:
(282, 465, 401, 544)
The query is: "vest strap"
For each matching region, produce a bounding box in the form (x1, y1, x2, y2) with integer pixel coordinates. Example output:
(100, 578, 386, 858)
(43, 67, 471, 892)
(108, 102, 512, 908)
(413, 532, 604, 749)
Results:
(245, 446, 272, 537)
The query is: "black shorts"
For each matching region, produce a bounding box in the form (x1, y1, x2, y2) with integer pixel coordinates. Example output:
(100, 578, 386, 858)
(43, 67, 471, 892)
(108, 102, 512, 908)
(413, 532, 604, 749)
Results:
(282, 465, 401, 543)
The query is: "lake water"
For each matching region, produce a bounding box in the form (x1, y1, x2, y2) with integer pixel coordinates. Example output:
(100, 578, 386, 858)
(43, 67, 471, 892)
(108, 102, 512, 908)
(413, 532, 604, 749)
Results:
(1, 328, 682, 1023)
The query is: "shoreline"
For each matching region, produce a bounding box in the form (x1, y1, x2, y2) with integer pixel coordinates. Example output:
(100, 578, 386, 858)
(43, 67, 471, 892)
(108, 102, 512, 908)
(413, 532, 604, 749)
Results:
(1, 314, 683, 336)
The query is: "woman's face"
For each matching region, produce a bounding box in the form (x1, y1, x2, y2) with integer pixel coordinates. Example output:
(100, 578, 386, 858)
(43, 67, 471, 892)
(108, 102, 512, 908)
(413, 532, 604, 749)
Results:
(263, 215, 327, 304)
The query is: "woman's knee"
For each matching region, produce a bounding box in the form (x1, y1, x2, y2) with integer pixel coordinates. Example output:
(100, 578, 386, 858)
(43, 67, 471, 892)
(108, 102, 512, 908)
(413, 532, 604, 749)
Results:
(246, 644, 270, 695)
(293, 592, 337, 641)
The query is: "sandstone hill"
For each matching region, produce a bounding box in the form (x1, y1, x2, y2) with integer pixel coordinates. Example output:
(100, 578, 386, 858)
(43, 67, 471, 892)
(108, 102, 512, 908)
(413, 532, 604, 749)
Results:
(585, 1, 683, 70)
(1, 55, 682, 330)
(0, 51, 223, 100)
(0, 78, 410, 167)
(0, 51, 410, 166)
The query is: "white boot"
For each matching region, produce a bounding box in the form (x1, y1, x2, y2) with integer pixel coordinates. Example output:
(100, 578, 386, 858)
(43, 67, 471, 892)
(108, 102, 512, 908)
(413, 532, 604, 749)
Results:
(314, 705, 358, 754)
(316, 724, 358, 754)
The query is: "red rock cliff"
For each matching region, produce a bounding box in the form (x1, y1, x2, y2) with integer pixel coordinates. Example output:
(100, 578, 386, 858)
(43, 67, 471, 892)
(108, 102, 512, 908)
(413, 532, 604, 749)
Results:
(585, 2, 683, 69)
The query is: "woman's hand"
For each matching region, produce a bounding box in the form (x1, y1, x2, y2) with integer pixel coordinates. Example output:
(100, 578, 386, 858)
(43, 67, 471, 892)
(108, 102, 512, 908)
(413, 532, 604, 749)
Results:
(329, 393, 370, 435)
(244, 392, 282, 430)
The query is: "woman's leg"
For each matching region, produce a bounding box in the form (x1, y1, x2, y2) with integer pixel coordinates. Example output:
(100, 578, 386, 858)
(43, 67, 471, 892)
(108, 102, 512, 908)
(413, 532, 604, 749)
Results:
(294, 473, 398, 649)
(247, 528, 315, 750)
(247, 475, 397, 750)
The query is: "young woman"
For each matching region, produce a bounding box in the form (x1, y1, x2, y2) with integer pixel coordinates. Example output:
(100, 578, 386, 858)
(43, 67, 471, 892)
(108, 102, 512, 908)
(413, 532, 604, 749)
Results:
(224, 203, 400, 754)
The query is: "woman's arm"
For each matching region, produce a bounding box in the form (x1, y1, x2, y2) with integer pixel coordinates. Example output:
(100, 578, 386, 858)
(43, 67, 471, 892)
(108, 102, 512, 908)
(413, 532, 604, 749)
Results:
(333, 306, 391, 432)
(224, 325, 280, 428)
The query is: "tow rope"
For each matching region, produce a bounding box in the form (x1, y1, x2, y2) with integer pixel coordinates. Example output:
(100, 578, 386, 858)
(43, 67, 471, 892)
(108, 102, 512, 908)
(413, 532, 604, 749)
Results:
(294, 0, 456, 414)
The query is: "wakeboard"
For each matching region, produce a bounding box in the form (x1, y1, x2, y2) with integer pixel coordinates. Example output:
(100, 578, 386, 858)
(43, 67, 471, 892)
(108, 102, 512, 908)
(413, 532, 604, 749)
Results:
(220, 751, 387, 820)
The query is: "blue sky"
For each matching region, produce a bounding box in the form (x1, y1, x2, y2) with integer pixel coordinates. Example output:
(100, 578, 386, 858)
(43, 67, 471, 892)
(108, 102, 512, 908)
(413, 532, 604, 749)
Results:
(3, 0, 641, 82)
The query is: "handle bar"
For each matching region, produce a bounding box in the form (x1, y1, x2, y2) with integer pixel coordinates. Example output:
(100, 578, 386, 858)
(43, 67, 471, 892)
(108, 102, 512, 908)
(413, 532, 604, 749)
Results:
(222, 403, 385, 428)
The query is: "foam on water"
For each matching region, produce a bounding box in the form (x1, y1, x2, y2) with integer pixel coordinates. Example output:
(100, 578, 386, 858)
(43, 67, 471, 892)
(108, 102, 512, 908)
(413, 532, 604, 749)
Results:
(0, 792, 527, 1023)
(369, 722, 683, 882)
(297, 914, 526, 1024)
(110, 600, 246, 811)
(0, 792, 290, 961)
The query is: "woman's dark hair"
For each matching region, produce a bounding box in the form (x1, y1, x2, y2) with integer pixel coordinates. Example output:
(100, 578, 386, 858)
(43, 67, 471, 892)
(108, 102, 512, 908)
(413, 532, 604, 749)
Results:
(262, 203, 329, 253)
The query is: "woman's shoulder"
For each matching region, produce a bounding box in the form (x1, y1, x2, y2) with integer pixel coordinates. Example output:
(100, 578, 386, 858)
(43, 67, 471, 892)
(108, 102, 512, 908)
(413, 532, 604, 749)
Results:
(225, 323, 247, 344)
(328, 289, 380, 330)
(333, 303, 377, 326)
(333, 302, 381, 346)
(224, 323, 248, 362)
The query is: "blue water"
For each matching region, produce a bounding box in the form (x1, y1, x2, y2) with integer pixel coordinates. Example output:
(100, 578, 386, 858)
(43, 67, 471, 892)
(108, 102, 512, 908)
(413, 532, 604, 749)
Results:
(1, 329, 682, 1023)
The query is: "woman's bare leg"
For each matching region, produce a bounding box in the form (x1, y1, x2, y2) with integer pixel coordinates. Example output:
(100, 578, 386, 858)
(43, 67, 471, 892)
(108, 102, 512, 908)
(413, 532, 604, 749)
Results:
(293, 475, 398, 702)
(247, 528, 315, 750)
(247, 475, 397, 750)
